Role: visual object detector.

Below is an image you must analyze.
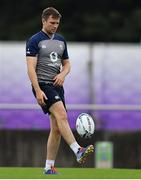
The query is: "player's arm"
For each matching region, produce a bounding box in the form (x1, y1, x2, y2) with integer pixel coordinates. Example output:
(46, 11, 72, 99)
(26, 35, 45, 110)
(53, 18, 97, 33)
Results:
(53, 59, 71, 86)
(26, 56, 47, 106)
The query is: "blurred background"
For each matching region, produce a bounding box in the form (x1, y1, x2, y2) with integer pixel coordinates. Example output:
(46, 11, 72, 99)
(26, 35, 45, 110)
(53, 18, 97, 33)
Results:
(0, 0, 141, 169)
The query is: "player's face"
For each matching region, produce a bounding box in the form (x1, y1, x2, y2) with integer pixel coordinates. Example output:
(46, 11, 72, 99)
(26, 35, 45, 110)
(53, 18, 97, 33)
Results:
(43, 15, 60, 35)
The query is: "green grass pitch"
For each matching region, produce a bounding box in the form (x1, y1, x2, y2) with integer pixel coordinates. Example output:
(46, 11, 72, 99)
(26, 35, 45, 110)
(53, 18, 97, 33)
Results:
(0, 167, 141, 179)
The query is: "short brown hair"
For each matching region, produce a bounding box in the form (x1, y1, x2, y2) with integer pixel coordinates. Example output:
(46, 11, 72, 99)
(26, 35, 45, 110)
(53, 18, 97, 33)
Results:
(42, 7, 62, 20)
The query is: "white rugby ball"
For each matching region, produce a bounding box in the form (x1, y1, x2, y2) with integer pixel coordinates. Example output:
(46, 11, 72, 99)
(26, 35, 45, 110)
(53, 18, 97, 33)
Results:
(76, 113, 95, 138)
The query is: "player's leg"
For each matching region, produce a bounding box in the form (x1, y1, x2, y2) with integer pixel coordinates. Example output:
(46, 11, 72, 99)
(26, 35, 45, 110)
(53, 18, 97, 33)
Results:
(47, 114, 61, 160)
(44, 114, 61, 174)
(49, 101, 75, 145)
(49, 101, 94, 163)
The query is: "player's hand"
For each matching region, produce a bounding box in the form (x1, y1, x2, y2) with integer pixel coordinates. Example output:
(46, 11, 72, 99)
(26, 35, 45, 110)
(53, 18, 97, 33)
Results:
(53, 73, 65, 86)
(36, 90, 47, 106)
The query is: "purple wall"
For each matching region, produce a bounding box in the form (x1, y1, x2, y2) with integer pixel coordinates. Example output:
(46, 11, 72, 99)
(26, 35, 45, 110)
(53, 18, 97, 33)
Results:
(93, 45, 141, 131)
(0, 43, 141, 131)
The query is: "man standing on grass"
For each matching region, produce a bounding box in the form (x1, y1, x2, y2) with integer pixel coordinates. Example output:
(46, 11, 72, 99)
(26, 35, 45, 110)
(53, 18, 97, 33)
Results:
(26, 7, 94, 174)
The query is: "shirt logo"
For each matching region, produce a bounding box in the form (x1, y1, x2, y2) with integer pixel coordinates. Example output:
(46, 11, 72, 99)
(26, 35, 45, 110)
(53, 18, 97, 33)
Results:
(59, 44, 63, 50)
(50, 52, 58, 62)
(42, 45, 46, 48)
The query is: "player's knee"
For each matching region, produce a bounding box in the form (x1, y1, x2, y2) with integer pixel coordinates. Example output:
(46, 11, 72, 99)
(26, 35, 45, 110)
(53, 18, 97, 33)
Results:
(51, 126, 60, 135)
(60, 112, 67, 122)
(55, 112, 67, 122)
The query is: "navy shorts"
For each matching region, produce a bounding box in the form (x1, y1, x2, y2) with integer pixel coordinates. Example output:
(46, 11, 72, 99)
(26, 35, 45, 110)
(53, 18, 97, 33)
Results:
(32, 82, 66, 114)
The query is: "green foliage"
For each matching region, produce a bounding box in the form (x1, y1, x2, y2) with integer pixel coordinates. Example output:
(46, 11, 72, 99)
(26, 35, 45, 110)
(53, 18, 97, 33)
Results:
(1, 0, 141, 42)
